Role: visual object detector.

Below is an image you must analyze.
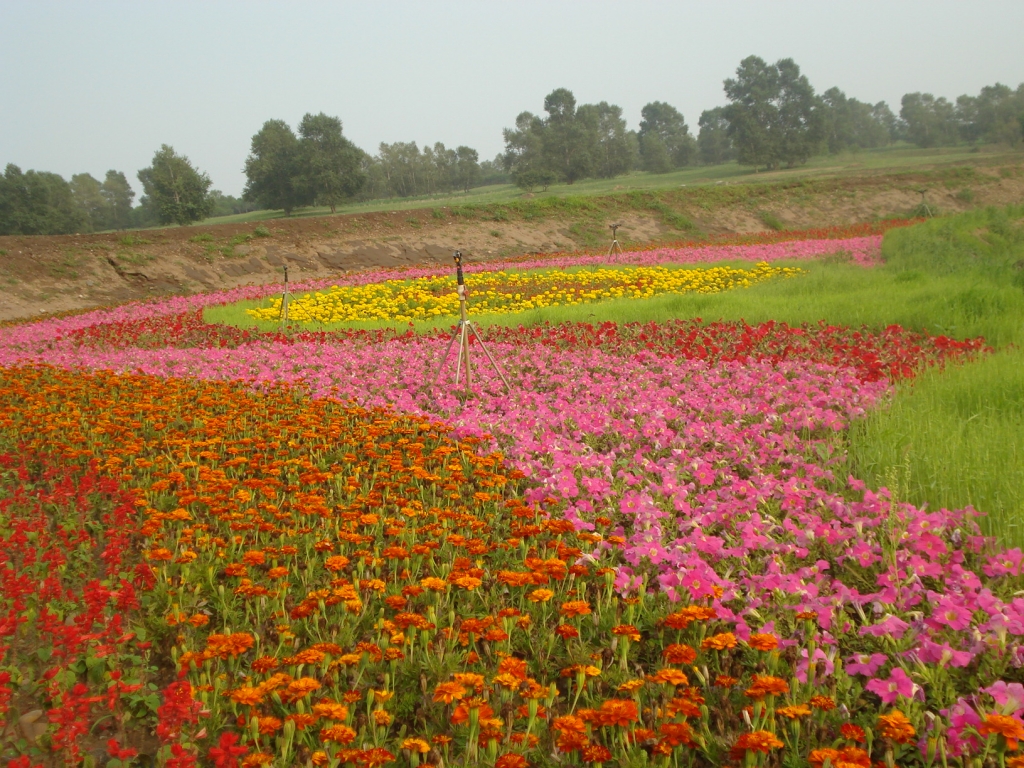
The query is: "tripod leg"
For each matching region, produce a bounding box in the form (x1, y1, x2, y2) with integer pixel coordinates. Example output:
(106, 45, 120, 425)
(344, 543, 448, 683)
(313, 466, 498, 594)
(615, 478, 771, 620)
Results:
(462, 324, 472, 388)
(432, 324, 462, 386)
(467, 322, 511, 392)
(454, 324, 466, 386)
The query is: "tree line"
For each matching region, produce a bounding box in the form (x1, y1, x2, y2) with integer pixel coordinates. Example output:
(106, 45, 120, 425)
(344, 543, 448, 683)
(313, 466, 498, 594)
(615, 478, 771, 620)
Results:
(3, 57, 1022, 235)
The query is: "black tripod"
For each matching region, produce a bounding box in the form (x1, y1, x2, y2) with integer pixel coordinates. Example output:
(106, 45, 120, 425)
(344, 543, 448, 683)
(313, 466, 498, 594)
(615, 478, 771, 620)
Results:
(432, 251, 511, 392)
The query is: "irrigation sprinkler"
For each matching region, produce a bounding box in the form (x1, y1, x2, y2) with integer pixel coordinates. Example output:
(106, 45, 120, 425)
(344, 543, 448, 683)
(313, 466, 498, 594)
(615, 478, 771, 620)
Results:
(278, 265, 291, 330)
(608, 223, 623, 256)
(431, 251, 511, 393)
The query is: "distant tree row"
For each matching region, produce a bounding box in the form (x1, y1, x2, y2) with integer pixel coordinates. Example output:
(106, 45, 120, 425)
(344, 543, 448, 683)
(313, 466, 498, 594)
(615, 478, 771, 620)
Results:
(3, 60, 1022, 235)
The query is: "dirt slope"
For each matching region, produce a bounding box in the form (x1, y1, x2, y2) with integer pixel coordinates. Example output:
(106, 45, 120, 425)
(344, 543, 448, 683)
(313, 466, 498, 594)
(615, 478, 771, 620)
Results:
(1, 161, 1021, 322)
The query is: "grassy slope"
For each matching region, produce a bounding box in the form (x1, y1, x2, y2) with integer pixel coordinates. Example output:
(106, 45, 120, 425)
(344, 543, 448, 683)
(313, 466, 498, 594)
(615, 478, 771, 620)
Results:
(202, 144, 1019, 229)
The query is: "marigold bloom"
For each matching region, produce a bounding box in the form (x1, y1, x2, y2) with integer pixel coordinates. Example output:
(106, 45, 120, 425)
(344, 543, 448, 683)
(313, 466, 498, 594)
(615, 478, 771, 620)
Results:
(650, 668, 689, 686)
(810, 746, 871, 768)
(597, 698, 639, 727)
(527, 588, 554, 603)
(729, 730, 784, 759)
(551, 715, 587, 733)
(747, 633, 778, 651)
(581, 745, 612, 762)
(714, 675, 738, 688)
(877, 710, 916, 745)
(285, 713, 318, 730)
(227, 686, 264, 706)
(777, 704, 812, 719)
(810, 695, 836, 711)
(494, 755, 530, 768)
(979, 713, 1024, 750)
(840, 723, 866, 743)
(662, 644, 697, 664)
(744, 675, 789, 700)
(312, 702, 349, 721)
(659, 721, 695, 747)
(555, 623, 579, 639)
(282, 677, 321, 702)
(612, 624, 641, 641)
(401, 738, 430, 754)
(559, 600, 592, 618)
(361, 748, 396, 767)
(420, 577, 447, 591)
(373, 709, 392, 727)
(320, 724, 357, 744)
(617, 679, 646, 694)
(701, 632, 737, 651)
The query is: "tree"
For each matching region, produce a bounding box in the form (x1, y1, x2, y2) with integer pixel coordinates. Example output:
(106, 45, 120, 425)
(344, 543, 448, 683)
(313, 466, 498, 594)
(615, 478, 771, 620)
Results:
(899, 93, 958, 148)
(454, 146, 480, 192)
(697, 107, 735, 165)
(722, 56, 824, 170)
(297, 112, 365, 212)
(638, 102, 695, 172)
(580, 102, 635, 178)
(502, 111, 547, 185)
(70, 173, 109, 231)
(820, 88, 892, 154)
(243, 119, 307, 215)
(137, 145, 214, 225)
(956, 83, 1024, 146)
(101, 170, 135, 229)
(541, 88, 593, 183)
(0, 164, 86, 235)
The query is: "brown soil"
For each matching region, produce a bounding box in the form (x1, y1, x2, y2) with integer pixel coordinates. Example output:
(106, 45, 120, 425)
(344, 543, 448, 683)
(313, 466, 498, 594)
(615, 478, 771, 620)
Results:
(1, 160, 1022, 322)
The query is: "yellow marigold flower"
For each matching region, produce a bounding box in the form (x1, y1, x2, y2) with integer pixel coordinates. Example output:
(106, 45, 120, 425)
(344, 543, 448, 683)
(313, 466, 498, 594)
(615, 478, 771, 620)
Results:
(527, 588, 554, 602)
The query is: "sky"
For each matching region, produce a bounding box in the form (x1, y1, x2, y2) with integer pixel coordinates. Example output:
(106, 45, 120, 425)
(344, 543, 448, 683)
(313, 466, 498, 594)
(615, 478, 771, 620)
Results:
(2, 0, 1022, 198)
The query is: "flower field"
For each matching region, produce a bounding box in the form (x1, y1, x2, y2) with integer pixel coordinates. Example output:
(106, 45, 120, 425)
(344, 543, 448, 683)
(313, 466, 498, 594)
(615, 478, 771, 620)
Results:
(1, 227, 1022, 768)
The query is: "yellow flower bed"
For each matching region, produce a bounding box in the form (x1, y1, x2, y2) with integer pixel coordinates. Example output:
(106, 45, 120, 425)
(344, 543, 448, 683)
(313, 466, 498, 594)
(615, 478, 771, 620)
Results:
(248, 262, 802, 324)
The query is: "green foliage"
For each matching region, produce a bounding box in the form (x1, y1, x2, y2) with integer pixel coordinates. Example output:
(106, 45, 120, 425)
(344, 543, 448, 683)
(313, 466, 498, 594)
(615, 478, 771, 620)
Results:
(298, 112, 365, 213)
(252, 225, 271, 238)
(697, 107, 736, 165)
(188, 233, 214, 243)
(638, 101, 696, 172)
(243, 119, 309, 216)
(0, 163, 87, 235)
(758, 210, 785, 231)
(136, 144, 214, 225)
(723, 56, 825, 171)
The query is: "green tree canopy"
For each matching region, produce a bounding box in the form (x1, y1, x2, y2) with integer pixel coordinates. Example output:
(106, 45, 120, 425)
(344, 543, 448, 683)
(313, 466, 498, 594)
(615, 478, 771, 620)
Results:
(70, 173, 108, 232)
(101, 170, 136, 230)
(298, 112, 365, 213)
(899, 93, 959, 148)
(638, 101, 695, 172)
(137, 145, 214, 225)
(722, 56, 824, 170)
(243, 119, 308, 215)
(697, 107, 735, 165)
(0, 164, 87, 235)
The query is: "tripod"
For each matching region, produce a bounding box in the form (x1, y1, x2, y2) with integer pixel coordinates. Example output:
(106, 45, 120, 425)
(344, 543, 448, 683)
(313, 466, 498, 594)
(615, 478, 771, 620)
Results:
(432, 251, 511, 393)
(278, 265, 291, 330)
(608, 223, 623, 255)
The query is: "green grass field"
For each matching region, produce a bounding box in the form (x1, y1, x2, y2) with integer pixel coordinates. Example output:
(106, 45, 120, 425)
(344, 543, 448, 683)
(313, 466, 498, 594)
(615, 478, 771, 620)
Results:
(201, 144, 1021, 226)
(207, 205, 1024, 544)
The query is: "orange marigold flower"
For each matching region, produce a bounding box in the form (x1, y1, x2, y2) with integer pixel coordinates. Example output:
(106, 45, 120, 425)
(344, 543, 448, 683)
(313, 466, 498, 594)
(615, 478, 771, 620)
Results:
(777, 704, 812, 720)
(649, 668, 689, 686)
(715, 675, 738, 688)
(420, 576, 447, 591)
(744, 675, 790, 700)
(495, 755, 530, 768)
(285, 713, 318, 730)
(877, 710, 916, 745)
(551, 715, 587, 733)
(612, 624, 641, 642)
(324, 555, 350, 572)
(267, 566, 289, 579)
(559, 600, 592, 618)
(373, 709, 392, 727)
(401, 738, 430, 754)
(556, 731, 589, 753)
(312, 702, 349, 721)
(256, 716, 282, 734)
(729, 730, 784, 759)
(241, 754, 274, 768)
(659, 721, 695, 747)
(227, 686, 264, 706)
(810, 695, 836, 711)
(555, 624, 579, 639)
(809, 748, 841, 768)
(432, 734, 453, 745)
(320, 724, 357, 744)
(597, 698, 639, 727)
(840, 723, 866, 743)
(282, 677, 321, 702)
(527, 588, 554, 603)
(581, 744, 612, 762)
(747, 633, 778, 651)
(979, 713, 1024, 750)
(361, 748, 396, 767)
(662, 644, 697, 665)
(701, 632, 737, 651)
(205, 632, 255, 658)
(617, 679, 646, 694)
(497, 657, 529, 680)
(433, 681, 468, 704)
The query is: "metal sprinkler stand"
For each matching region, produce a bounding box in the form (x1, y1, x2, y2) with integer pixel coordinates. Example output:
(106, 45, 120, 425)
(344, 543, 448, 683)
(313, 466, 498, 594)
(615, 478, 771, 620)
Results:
(432, 251, 511, 393)
(278, 265, 291, 330)
(608, 223, 623, 255)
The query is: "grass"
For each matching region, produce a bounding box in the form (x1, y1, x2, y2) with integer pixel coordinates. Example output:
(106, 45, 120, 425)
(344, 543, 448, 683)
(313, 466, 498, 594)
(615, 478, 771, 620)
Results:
(199, 144, 1023, 226)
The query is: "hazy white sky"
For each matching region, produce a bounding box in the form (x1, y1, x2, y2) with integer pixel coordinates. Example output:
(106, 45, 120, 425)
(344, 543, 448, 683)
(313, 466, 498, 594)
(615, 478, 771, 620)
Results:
(2, 0, 1022, 197)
